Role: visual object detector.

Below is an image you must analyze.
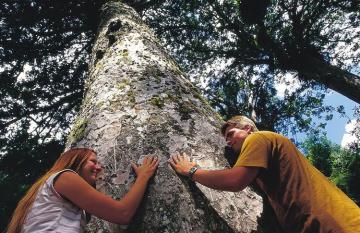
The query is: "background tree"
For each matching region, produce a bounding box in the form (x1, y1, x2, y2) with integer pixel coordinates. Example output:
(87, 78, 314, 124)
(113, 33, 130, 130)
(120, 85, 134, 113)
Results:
(301, 134, 360, 205)
(147, 0, 360, 102)
(302, 134, 333, 177)
(332, 108, 360, 204)
(330, 146, 360, 204)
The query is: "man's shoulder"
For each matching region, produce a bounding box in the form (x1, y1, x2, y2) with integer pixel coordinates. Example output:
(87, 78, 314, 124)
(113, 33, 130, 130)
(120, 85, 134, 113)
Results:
(244, 131, 274, 145)
(251, 130, 281, 138)
(248, 131, 289, 143)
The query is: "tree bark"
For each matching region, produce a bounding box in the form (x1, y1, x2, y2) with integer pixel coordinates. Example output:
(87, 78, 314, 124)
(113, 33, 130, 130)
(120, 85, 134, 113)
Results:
(257, 24, 360, 104)
(293, 55, 360, 104)
(66, 2, 278, 232)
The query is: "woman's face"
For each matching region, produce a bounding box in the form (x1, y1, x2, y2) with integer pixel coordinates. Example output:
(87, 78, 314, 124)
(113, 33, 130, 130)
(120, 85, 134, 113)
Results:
(79, 152, 102, 186)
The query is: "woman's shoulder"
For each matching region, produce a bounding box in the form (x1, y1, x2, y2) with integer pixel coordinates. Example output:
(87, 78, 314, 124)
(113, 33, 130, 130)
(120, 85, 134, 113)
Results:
(23, 169, 85, 232)
(46, 169, 79, 198)
(45, 169, 77, 185)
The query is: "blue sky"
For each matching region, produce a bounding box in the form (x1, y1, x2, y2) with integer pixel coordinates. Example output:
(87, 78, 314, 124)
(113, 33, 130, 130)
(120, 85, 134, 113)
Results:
(274, 72, 358, 146)
(321, 92, 358, 145)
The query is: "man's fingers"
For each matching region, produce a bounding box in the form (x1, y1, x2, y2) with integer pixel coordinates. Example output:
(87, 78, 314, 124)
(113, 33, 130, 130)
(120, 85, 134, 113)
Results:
(172, 154, 180, 163)
(169, 157, 179, 168)
(130, 161, 137, 170)
(150, 157, 158, 166)
(141, 155, 156, 165)
(180, 153, 191, 162)
(147, 156, 154, 164)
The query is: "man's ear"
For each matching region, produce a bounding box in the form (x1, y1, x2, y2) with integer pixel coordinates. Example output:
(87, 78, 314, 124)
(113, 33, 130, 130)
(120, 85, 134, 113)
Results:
(243, 125, 253, 133)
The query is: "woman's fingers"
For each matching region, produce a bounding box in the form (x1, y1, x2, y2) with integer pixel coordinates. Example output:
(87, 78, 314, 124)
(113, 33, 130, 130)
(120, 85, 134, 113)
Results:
(153, 159, 160, 169)
(137, 156, 159, 171)
(170, 155, 177, 164)
(174, 154, 181, 163)
(169, 159, 175, 167)
(143, 156, 149, 164)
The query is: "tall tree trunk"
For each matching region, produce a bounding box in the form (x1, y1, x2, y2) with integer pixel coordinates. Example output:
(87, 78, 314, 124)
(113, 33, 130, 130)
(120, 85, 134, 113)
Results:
(293, 55, 360, 104)
(257, 25, 360, 104)
(66, 2, 277, 232)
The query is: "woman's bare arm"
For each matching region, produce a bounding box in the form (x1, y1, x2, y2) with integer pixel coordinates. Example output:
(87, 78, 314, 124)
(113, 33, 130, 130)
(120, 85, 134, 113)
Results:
(54, 156, 159, 224)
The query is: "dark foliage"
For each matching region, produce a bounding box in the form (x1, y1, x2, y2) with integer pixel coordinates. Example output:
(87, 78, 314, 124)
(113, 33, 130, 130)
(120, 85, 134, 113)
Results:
(0, 0, 103, 140)
(0, 135, 64, 229)
(239, 0, 270, 25)
(145, 0, 360, 103)
(302, 135, 333, 176)
(0, 0, 104, 230)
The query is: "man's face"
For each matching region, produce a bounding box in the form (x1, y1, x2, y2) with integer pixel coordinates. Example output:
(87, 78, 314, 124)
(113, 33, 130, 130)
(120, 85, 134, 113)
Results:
(224, 125, 251, 154)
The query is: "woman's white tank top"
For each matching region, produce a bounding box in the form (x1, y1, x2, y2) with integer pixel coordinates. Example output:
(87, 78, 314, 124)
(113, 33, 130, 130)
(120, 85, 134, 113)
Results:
(22, 169, 87, 233)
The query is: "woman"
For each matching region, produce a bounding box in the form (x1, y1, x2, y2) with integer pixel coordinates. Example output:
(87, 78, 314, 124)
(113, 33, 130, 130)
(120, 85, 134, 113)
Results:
(6, 148, 159, 233)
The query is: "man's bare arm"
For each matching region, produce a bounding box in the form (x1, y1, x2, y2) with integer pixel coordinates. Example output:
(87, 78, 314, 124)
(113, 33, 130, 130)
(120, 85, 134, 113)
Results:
(169, 153, 259, 192)
(192, 167, 259, 192)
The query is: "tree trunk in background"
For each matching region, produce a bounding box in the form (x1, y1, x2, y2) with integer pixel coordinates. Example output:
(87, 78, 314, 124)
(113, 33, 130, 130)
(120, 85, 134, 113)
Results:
(66, 2, 277, 232)
(257, 25, 360, 104)
(293, 55, 360, 104)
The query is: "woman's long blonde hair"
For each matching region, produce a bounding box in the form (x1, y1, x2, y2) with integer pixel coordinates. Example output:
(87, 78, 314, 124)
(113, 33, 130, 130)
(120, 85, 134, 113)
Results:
(6, 148, 95, 233)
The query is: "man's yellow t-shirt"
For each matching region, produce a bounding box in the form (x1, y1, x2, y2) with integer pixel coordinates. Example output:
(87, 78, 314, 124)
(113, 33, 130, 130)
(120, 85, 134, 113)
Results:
(234, 131, 360, 233)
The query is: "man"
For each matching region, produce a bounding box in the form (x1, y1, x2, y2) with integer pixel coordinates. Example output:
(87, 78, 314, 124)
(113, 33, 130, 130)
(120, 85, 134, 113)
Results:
(169, 115, 360, 233)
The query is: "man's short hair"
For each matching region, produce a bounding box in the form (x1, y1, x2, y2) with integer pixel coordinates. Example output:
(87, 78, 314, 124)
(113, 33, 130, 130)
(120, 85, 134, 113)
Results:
(221, 115, 259, 136)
